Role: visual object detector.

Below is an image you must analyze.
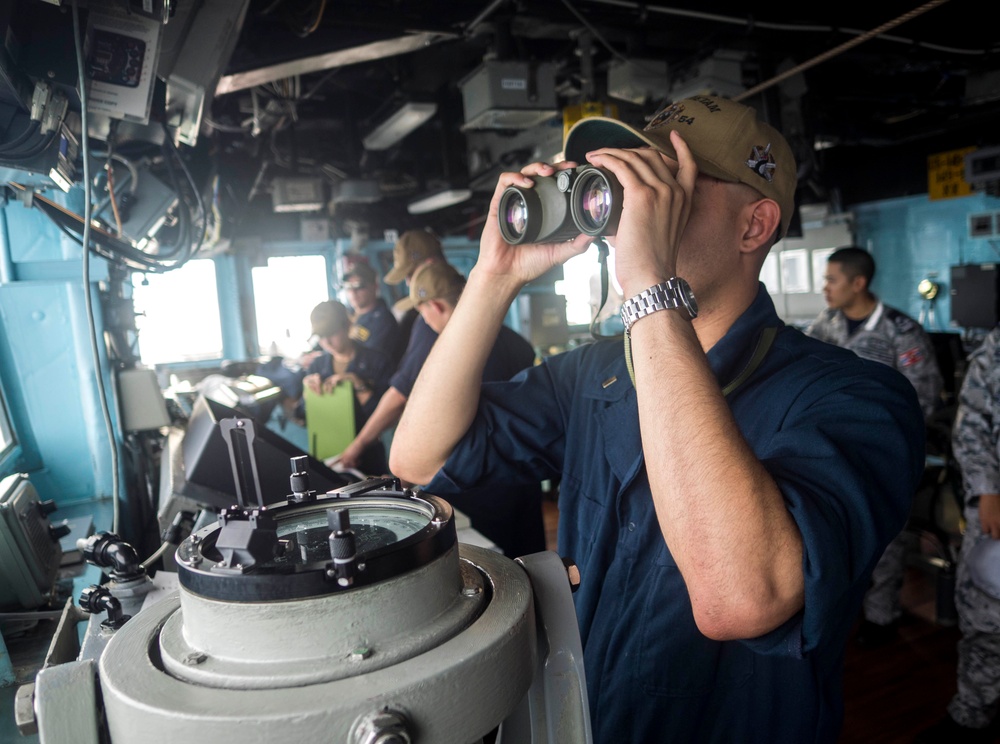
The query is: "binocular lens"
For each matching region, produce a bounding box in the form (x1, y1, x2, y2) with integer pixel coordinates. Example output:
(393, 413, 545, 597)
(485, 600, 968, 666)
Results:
(503, 192, 529, 240)
(570, 166, 622, 236)
(577, 173, 613, 232)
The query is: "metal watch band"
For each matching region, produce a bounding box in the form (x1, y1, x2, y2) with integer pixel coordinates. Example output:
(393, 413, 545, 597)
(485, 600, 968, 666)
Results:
(620, 278, 696, 336)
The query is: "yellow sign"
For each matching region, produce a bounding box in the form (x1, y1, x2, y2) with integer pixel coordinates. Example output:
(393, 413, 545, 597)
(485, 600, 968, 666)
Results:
(928, 147, 975, 200)
(563, 102, 620, 143)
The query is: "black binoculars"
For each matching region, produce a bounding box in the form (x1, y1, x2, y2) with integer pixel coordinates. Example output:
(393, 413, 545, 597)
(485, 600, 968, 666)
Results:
(497, 165, 623, 245)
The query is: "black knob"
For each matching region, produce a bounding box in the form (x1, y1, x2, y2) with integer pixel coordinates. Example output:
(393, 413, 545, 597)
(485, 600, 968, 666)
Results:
(36, 500, 58, 517)
(328, 508, 355, 561)
(327, 508, 357, 586)
(289, 456, 315, 502)
(78, 584, 130, 630)
(48, 522, 71, 541)
(78, 585, 106, 614)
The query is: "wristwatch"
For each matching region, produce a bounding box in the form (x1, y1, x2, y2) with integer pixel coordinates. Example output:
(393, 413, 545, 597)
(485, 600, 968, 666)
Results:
(620, 278, 698, 336)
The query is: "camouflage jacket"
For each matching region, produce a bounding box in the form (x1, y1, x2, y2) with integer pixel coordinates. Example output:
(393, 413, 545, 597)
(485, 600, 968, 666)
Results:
(806, 301, 943, 417)
(953, 325, 1000, 501)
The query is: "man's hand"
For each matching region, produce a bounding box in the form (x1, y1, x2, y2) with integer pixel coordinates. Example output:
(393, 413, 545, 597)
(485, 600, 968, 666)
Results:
(980, 493, 1000, 539)
(473, 161, 592, 293)
(585, 130, 698, 299)
(322, 374, 348, 394)
(302, 373, 322, 395)
(337, 438, 365, 470)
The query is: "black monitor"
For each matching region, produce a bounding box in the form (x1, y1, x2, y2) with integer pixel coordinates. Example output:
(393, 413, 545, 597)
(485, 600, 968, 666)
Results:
(950, 264, 999, 329)
(180, 395, 349, 509)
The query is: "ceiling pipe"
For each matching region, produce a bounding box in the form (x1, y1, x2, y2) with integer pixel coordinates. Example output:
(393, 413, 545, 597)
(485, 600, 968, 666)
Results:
(735, 0, 953, 102)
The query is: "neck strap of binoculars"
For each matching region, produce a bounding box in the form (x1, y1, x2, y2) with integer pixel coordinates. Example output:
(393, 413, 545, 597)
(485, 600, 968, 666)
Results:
(623, 324, 778, 396)
(588, 239, 618, 342)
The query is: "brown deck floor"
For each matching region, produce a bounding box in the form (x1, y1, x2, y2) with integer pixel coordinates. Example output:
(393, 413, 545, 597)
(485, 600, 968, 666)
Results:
(540, 496, 1000, 744)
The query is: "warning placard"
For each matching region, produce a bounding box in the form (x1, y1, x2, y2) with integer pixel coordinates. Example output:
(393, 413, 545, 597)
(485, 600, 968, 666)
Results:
(928, 147, 975, 200)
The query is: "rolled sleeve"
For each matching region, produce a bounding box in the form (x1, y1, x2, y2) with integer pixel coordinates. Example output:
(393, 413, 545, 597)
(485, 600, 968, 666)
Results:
(749, 360, 924, 655)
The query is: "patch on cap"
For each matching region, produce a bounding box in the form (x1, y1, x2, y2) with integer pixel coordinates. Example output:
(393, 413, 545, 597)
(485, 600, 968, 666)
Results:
(643, 100, 694, 130)
(746, 144, 776, 183)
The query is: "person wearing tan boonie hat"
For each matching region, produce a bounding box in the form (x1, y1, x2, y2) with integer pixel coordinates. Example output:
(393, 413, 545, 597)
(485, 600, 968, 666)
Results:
(383, 229, 445, 285)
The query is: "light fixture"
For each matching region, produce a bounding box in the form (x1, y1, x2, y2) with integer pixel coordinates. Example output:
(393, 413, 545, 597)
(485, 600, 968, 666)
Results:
(407, 188, 472, 214)
(362, 102, 437, 151)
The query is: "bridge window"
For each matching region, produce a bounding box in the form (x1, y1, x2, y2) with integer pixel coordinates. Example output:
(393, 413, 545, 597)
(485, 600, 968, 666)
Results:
(132, 259, 223, 364)
(252, 255, 329, 359)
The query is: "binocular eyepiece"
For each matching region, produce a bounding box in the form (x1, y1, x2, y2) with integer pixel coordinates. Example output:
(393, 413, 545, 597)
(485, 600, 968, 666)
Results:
(498, 165, 624, 245)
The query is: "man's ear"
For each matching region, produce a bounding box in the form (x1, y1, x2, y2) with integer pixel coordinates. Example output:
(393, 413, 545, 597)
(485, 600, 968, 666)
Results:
(741, 199, 781, 252)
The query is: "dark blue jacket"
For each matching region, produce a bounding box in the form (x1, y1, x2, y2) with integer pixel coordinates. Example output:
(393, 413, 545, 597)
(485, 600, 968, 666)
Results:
(400, 312, 544, 556)
(390, 315, 437, 397)
(351, 298, 403, 366)
(427, 285, 925, 743)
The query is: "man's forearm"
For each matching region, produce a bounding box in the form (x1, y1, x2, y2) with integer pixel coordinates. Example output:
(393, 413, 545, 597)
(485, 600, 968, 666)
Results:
(390, 270, 520, 484)
(631, 310, 805, 641)
(353, 386, 408, 448)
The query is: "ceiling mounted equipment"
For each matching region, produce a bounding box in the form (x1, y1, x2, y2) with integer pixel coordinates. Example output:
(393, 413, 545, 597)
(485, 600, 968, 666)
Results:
(460, 60, 560, 131)
(271, 177, 325, 213)
(362, 101, 437, 151)
(407, 187, 473, 214)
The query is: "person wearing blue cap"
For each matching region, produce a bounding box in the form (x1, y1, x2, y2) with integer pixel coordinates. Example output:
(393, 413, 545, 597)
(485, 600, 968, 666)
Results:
(391, 95, 925, 742)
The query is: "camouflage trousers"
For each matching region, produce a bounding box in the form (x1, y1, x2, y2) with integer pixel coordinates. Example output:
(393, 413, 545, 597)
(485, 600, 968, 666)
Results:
(947, 506, 1000, 729)
(862, 530, 909, 625)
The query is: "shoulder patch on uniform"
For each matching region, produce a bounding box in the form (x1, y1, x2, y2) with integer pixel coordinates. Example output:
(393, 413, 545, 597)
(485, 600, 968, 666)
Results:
(898, 347, 924, 367)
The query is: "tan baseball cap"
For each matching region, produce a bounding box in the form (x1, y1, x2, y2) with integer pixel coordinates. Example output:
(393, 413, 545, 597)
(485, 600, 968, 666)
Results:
(564, 95, 797, 238)
(383, 229, 444, 285)
(393, 261, 466, 312)
(310, 300, 350, 338)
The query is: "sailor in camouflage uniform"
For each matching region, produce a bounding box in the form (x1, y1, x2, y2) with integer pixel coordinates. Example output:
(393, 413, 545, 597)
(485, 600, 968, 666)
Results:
(807, 247, 943, 643)
(932, 325, 1000, 740)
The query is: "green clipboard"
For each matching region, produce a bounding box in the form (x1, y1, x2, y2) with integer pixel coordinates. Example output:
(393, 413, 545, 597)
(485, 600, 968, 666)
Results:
(304, 382, 356, 461)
